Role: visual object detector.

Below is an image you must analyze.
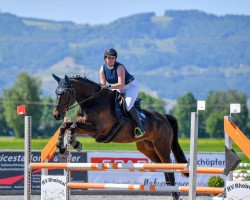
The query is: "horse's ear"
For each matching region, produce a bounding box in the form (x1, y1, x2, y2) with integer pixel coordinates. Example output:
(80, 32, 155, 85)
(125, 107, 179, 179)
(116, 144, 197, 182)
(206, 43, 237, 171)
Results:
(65, 75, 70, 84)
(52, 73, 61, 83)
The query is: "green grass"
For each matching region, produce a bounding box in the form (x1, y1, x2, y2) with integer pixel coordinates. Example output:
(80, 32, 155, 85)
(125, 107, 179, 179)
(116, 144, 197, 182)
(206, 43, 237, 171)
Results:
(0, 137, 249, 162)
(0, 137, 137, 151)
(0, 136, 245, 151)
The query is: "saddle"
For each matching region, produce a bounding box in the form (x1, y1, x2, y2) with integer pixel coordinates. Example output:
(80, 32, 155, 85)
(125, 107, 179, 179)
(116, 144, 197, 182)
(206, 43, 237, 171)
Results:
(95, 91, 146, 143)
(114, 91, 144, 120)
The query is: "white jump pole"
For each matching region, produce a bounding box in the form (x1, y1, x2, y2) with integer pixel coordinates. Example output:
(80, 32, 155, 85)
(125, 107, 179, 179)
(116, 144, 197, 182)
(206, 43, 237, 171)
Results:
(65, 129, 71, 200)
(224, 115, 232, 182)
(24, 116, 32, 200)
(225, 103, 241, 182)
(188, 101, 205, 200)
(188, 112, 198, 200)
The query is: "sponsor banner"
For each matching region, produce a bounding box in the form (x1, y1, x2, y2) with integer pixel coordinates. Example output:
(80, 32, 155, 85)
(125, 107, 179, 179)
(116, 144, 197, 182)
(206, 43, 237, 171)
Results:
(226, 181, 250, 199)
(0, 150, 227, 193)
(0, 151, 87, 194)
(87, 151, 226, 187)
(41, 175, 66, 200)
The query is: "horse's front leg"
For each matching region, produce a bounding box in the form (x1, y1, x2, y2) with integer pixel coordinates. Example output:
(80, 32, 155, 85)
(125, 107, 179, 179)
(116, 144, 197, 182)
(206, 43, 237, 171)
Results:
(56, 122, 73, 161)
(76, 116, 97, 133)
(68, 122, 83, 152)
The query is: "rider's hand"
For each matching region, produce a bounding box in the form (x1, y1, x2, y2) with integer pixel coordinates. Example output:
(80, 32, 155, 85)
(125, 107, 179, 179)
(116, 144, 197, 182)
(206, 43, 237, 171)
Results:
(63, 117, 71, 123)
(102, 84, 111, 90)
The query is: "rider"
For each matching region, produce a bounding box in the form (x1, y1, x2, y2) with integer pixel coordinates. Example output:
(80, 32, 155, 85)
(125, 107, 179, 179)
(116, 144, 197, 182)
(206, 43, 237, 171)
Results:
(99, 48, 145, 138)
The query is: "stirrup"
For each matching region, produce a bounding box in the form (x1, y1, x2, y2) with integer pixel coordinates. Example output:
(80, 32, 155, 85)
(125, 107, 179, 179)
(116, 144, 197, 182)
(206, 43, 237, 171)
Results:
(134, 127, 145, 138)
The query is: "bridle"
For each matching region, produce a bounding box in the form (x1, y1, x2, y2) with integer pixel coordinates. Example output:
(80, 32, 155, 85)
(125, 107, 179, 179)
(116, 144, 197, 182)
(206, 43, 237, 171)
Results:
(54, 86, 75, 112)
(54, 83, 104, 112)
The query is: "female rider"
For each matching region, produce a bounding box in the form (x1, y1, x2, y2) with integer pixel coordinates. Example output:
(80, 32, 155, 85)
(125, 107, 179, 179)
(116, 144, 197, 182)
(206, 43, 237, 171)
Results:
(99, 48, 145, 138)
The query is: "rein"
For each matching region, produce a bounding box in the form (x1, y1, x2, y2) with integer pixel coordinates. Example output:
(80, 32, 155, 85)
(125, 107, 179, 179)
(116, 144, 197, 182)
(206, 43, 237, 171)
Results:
(68, 87, 104, 110)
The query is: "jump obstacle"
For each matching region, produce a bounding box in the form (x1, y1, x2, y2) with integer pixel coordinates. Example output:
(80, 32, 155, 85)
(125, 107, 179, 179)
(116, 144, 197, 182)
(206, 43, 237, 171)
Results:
(233, 163, 250, 179)
(29, 162, 225, 174)
(23, 103, 250, 200)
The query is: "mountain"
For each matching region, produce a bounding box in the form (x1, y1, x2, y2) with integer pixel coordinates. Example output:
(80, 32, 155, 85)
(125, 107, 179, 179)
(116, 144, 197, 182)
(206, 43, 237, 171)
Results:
(0, 10, 249, 99)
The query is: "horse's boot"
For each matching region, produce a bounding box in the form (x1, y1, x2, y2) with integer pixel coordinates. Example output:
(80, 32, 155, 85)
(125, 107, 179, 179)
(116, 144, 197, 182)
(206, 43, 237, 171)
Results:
(128, 106, 145, 138)
(57, 124, 67, 153)
(69, 133, 82, 152)
(68, 123, 82, 151)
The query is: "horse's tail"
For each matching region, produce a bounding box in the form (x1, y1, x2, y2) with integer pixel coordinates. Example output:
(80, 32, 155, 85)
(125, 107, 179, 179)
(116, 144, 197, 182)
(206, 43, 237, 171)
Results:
(165, 114, 189, 177)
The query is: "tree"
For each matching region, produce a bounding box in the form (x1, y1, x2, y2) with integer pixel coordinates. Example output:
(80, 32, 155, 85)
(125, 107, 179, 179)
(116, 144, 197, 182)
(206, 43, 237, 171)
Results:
(247, 110, 250, 137)
(205, 111, 225, 138)
(171, 92, 196, 137)
(0, 99, 12, 136)
(36, 97, 61, 138)
(204, 89, 248, 138)
(3, 72, 42, 138)
(138, 92, 165, 114)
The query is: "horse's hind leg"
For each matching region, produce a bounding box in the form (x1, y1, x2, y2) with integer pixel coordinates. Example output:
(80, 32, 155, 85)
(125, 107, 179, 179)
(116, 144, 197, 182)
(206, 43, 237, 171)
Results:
(153, 132, 180, 200)
(136, 141, 162, 163)
(136, 141, 171, 188)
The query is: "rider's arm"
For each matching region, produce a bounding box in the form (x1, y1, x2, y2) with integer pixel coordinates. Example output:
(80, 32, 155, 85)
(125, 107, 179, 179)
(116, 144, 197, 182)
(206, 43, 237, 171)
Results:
(109, 65, 125, 90)
(99, 65, 106, 86)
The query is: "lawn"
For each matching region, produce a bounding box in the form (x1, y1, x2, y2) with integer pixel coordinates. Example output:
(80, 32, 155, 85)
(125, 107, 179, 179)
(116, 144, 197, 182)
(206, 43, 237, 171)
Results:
(0, 136, 248, 163)
(0, 136, 227, 151)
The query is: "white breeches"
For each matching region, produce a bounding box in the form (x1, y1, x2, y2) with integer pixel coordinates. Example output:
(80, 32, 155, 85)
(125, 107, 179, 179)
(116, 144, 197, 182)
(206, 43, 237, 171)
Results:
(119, 79, 139, 111)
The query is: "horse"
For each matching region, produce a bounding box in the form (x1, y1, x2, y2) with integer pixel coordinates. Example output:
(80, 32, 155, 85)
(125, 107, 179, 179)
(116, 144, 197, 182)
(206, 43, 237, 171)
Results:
(52, 74, 188, 200)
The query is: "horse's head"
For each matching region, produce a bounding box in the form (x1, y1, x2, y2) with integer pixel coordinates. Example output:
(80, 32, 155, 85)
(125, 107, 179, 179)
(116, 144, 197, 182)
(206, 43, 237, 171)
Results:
(52, 74, 76, 120)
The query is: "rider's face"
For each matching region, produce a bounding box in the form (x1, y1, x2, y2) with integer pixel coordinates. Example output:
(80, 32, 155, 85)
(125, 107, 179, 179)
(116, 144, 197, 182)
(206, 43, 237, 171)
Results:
(105, 56, 116, 66)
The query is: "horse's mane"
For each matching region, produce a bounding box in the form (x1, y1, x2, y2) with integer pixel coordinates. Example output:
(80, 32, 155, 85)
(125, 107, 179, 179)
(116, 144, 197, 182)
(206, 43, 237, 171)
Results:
(68, 75, 114, 106)
(69, 75, 101, 90)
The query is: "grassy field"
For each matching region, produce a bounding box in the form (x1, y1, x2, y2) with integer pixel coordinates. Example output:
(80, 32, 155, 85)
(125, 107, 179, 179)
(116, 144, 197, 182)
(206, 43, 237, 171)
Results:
(0, 136, 243, 151)
(0, 136, 248, 163)
(0, 137, 226, 151)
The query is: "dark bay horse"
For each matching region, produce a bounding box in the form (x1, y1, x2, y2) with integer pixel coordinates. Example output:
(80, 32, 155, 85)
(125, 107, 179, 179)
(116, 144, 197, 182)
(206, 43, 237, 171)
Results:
(52, 74, 188, 200)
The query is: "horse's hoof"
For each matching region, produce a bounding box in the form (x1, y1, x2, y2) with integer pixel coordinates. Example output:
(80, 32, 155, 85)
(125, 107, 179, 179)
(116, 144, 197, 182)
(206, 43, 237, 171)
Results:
(58, 150, 69, 162)
(172, 192, 180, 200)
(74, 142, 82, 152)
(58, 154, 67, 162)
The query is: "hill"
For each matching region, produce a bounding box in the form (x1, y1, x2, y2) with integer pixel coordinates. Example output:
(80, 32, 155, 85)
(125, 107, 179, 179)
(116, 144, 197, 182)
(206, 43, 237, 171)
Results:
(0, 10, 249, 99)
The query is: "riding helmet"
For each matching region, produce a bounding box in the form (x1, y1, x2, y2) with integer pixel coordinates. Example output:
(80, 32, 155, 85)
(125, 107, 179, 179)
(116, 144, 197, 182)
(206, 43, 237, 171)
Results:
(104, 48, 117, 59)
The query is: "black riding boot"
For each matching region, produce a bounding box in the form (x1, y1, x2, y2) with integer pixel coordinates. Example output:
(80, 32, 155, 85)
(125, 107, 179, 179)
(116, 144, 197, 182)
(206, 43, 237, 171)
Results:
(128, 106, 145, 138)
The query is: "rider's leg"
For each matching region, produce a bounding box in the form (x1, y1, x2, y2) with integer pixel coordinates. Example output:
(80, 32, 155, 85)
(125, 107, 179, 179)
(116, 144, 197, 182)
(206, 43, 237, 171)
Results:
(128, 106, 145, 138)
(124, 79, 144, 138)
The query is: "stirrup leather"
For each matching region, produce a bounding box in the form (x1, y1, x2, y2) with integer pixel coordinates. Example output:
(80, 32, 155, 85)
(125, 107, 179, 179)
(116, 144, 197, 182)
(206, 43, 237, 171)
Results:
(134, 127, 144, 138)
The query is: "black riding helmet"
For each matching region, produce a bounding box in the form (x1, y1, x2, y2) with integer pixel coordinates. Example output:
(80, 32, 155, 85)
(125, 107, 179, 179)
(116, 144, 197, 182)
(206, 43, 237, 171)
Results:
(104, 48, 117, 59)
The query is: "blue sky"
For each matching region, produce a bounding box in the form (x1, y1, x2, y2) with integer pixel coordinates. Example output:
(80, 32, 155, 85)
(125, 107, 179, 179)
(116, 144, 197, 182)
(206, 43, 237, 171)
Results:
(0, 0, 249, 24)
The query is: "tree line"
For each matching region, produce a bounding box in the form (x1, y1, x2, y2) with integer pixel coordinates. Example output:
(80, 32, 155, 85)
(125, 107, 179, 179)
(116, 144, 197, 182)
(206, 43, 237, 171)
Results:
(0, 72, 249, 138)
(170, 91, 250, 138)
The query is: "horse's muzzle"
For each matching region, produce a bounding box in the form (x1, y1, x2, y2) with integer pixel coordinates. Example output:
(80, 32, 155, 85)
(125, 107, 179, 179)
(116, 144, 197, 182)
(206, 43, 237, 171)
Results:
(53, 108, 64, 120)
(53, 114, 62, 120)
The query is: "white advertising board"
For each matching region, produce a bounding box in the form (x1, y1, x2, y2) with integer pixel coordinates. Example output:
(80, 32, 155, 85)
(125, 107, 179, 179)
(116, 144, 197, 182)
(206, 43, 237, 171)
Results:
(41, 175, 66, 200)
(226, 181, 250, 199)
(87, 151, 225, 187)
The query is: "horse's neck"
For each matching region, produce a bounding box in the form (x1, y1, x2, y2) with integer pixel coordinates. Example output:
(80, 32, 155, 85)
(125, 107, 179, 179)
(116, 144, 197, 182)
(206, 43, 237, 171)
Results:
(78, 88, 115, 111)
(72, 79, 99, 102)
